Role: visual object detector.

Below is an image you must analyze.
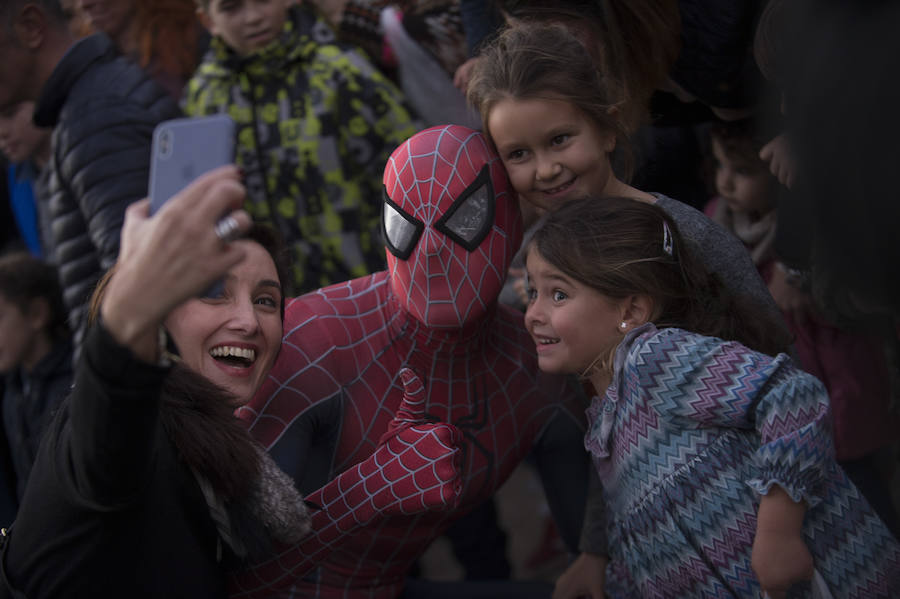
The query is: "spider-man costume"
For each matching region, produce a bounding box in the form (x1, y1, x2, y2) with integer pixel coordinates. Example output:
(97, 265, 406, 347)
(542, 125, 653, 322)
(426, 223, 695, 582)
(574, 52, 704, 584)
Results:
(230, 125, 589, 598)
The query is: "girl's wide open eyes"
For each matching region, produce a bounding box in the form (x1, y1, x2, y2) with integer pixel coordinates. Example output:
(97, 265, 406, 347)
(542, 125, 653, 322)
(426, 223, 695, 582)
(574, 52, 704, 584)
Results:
(552, 289, 567, 302)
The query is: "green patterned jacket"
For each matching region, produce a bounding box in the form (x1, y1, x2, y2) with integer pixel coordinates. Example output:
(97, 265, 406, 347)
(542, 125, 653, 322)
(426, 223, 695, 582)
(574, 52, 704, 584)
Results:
(183, 5, 419, 294)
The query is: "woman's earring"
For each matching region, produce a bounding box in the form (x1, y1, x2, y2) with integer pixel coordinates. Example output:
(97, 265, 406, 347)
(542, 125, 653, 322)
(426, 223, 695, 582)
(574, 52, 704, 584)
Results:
(620, 322, 628, 330)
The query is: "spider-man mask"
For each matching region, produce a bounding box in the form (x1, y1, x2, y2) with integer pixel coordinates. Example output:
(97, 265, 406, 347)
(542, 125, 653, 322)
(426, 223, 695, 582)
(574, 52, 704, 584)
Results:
(383, 125, 523, 328)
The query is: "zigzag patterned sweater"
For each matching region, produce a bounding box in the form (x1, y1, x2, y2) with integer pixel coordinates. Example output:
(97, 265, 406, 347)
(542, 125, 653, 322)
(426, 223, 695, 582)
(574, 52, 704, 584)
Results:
(587, 324, 900, 598)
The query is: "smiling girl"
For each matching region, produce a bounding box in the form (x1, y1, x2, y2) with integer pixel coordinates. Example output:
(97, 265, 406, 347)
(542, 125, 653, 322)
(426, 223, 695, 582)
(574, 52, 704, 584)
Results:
(467, 22, 784, 332)
(524, 196, 900, 599)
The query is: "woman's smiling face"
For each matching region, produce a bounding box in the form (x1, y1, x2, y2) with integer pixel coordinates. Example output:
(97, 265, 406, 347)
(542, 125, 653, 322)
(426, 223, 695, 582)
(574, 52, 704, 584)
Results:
(164, 240, 283, 406)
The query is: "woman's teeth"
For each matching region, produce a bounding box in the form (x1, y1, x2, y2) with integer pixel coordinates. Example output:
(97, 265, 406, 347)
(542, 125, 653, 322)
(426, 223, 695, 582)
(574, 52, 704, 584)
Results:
(210, 346, 256, 364)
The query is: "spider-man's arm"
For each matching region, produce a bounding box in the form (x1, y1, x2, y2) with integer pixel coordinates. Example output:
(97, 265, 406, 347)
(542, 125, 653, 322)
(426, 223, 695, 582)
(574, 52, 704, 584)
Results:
(227, 369, 462, 597)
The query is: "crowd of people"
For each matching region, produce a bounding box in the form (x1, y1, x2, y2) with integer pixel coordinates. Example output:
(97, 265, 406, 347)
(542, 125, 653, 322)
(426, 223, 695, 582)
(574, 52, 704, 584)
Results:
(0, 0, 898, 598)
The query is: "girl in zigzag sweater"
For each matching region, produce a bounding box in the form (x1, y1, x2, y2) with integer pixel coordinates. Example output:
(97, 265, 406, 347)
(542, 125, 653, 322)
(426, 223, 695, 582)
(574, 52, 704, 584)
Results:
(523, 196, 900, 599)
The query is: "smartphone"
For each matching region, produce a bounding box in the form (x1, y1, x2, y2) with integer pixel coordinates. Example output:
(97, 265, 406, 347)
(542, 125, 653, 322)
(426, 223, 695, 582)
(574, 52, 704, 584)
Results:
(148, 114, 237, 296)
(148, 113, 236, 214)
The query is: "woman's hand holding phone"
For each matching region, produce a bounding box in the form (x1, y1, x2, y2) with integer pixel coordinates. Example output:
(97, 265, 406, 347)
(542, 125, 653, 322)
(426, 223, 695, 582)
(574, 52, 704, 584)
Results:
(101, 166, 251, 362)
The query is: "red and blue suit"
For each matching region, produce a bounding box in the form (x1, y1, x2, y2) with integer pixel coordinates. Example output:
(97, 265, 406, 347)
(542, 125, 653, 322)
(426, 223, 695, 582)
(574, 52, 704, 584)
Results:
(230, 125, 589, 598)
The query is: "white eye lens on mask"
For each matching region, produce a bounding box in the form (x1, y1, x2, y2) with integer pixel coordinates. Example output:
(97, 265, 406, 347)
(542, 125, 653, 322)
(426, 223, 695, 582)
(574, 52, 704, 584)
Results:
(435, 165, 494, 251)
(383, 164, 495, 259)
(383, 191, 424, 260)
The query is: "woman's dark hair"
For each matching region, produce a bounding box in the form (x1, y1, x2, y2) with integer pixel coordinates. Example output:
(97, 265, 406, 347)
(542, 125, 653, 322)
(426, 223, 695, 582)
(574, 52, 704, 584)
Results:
(0, 251, 69, 342)
(528, 197, 792, 356)
(244, 224, 290, 318)
(160, 365, 260, 502)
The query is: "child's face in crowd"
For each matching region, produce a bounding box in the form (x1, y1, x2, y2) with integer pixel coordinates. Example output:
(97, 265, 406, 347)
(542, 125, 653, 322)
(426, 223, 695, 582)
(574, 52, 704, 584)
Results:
(164, 241, 283, 406)
(77, 0, 136, 40)
(0, 294, 45, 373)
(202, 0, 290, 56)
(711, 138, 774, 217)
(523, 246, 625, 376)
(488, 96, 617, 214)
(0, 102, 49, 164)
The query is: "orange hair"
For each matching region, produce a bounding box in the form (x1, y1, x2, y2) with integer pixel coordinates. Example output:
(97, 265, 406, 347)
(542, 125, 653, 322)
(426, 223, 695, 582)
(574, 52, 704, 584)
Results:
(135, 0, 202, 82)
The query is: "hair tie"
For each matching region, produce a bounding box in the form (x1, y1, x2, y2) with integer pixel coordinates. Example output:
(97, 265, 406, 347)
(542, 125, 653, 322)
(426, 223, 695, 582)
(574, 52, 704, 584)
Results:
(662, 221, 674, 257)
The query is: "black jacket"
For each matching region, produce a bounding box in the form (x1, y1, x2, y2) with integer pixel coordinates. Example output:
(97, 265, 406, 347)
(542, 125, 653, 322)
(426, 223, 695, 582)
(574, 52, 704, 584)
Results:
(2, 339, 73, 502)
(0, 324, 225, 598)
(33, 35, 180, 351)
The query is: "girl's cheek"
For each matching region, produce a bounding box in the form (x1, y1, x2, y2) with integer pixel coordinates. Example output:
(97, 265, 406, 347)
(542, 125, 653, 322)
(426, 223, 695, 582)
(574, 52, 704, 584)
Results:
(509, 171, 529, 193)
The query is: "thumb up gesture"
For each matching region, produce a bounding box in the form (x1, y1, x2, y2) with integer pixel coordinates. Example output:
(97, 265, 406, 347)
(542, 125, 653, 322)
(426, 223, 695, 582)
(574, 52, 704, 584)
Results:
(371, 368, 463, 513)
(309, 368, 463, 530)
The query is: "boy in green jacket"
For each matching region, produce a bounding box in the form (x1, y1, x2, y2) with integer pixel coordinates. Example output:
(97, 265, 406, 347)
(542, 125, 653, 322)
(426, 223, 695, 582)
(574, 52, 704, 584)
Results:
(185, 0, 419, 294)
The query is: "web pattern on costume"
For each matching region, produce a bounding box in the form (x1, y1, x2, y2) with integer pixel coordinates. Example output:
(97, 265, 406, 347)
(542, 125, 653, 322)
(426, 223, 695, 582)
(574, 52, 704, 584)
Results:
(230, 126, 586, 598)
(384, 125, 516, 329)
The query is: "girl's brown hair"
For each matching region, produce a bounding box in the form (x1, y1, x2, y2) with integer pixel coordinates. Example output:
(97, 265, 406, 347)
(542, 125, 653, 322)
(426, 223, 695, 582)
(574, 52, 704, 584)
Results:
(467, 21, 636, 177)
(528, 197, 791, 357)
(495, 0, 681, 132)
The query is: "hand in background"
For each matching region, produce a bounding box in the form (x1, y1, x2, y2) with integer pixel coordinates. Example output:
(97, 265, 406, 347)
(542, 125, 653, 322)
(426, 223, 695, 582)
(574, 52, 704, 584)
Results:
(453, 56, 482, 95)
(552, 552, 608, 599)
(769, 264, 813, 327)
(759, 133, 795, 189)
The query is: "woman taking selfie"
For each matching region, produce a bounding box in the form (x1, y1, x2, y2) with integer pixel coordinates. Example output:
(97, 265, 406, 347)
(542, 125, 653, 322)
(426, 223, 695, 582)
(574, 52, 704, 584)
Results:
(0, 166, 310, 597)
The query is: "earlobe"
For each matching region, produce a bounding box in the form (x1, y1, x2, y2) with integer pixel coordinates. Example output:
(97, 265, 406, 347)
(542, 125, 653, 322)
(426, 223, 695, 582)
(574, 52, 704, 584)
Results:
(26, 297, 51, 332)
(605, 135, 617, 154)
(619, 294, 653, 331)
(601, 129, 617, 154)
